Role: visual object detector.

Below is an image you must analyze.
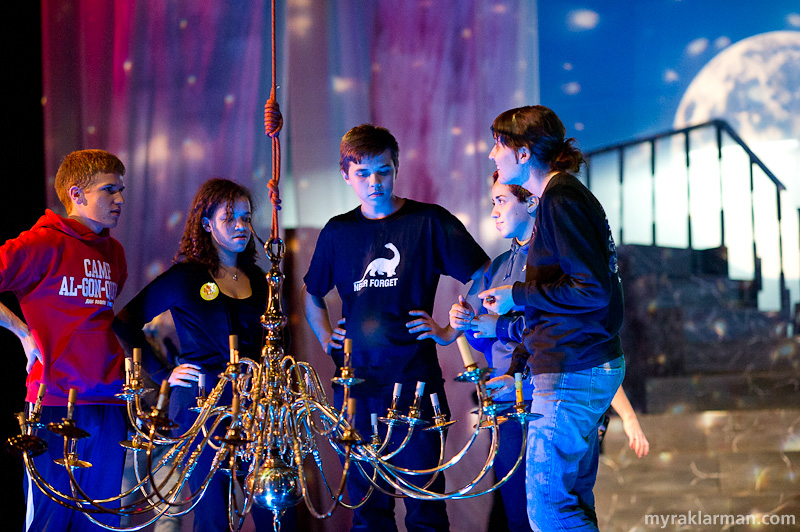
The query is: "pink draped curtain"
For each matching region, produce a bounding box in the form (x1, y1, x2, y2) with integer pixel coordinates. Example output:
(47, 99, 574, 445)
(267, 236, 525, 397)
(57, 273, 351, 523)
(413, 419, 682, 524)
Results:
(41, 2, 537, 530)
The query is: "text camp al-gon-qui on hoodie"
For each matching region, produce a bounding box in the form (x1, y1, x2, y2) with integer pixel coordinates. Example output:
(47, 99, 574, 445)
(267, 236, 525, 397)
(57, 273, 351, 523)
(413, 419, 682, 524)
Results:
(0, 209, 127, 406)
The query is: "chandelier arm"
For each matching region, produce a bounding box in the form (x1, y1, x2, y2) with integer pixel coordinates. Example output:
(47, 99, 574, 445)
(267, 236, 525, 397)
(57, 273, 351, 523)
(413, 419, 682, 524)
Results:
(369, 423, 396, 455)
(447, 420, 529, 500)
(237, 360, 260, 409)
(126, 397, 145, 430)
(226, 470, 248, 532)
(116, 445, 190, 514)
(74, 491, 188, 532)
(371, 423, 416, 461)
(287, 400, 379, 515)
(140, 440, 197, 510)
(22, 438, 185, 522)
(37, 444, 192, 532)
(59, 436, 139, 511)
(403, 430, 448, 492)
(343, 460, 404, 503)
(373, 417, 485, 477)
(163, 437, 236, 516)
(147, 412, 229, 511)
(351, 418, 503, 502)
(278, 402, 297, 457)
(295, 442, 354, 519)
(198, 405, 237, 452)
(21, 452, 111, 511)
(300, 395, 352, 438)
(294, 362, 330, 404)
(125, 374, 230, 449)
(370, 427, 500, 501)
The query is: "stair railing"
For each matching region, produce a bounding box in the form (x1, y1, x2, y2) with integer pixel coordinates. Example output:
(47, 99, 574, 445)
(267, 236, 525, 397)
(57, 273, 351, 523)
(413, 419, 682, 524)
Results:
(583, 119, 790, 317)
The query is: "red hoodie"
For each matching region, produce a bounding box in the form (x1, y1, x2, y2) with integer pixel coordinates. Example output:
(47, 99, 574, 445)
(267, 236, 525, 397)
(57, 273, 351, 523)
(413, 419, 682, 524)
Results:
(0, 209, 127, 406)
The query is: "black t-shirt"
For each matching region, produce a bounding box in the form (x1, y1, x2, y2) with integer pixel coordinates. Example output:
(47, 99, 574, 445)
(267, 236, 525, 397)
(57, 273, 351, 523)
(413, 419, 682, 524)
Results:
(114, 262, 268, 379)
(304, 199, 488, 392)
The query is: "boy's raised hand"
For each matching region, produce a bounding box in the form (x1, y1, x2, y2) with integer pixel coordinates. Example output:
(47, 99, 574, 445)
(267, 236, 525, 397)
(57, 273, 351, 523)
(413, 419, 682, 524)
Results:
(449, 296, 475, 331)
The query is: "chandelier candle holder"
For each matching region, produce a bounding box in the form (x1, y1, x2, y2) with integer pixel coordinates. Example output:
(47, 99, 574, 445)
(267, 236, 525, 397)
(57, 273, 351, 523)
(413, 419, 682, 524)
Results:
(8, 242, 537, 531)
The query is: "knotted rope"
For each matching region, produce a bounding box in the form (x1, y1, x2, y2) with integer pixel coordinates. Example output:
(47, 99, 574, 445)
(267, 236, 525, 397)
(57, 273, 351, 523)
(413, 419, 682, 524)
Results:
(264, 0, 283, 241)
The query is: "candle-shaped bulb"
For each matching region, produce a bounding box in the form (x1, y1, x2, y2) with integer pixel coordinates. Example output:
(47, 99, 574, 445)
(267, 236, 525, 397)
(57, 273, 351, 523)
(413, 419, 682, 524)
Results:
(33, 383, 46, 414)
(415, 381, 425, 398)
(156, 379, 170, 411)
(67, 388, 77, 420)
(514, 372, 524, 404)
(389, 382, 402, 411)
(124, 357, 132, 385)
(198, 373, 206, 397)
(456, 336, 475, 367)
(371, 413, 378, 434)
(347, 398, 357, 421)
(430, 392, 442, 416)
(229, 335, 239, 364)
(344, 338, 353, 354)
(392, 382, 403, 399)
(132, 348, 142, 380)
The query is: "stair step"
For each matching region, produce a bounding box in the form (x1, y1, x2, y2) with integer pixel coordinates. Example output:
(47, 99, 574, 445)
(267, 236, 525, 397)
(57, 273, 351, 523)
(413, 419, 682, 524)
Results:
(645, 372, 800, 414)
(683, 337, 797, 373)
(618, 244, 730, 279)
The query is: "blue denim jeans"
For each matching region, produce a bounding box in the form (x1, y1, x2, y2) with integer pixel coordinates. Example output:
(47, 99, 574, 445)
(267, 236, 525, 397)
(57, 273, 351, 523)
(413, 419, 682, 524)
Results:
(525, 356, 625, 531)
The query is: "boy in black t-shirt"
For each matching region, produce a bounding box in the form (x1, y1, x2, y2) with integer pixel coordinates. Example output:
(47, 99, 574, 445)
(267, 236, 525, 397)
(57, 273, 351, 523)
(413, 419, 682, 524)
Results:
(302, 124, 488, 532)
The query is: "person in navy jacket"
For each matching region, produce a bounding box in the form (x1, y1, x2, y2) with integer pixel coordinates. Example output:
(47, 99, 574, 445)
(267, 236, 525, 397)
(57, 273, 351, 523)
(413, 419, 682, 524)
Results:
(478, 106, 625, 531)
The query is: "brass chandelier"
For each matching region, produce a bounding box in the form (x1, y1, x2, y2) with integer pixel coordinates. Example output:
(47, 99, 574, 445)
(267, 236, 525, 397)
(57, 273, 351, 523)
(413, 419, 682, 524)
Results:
(9, 245, 536, 532)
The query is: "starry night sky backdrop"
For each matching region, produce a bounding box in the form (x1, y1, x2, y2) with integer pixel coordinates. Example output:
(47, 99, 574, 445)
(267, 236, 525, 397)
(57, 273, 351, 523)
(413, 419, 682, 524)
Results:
(7, 1, 799, 531)
(538, 1, 800, 149)
(538, 1, 800, 312)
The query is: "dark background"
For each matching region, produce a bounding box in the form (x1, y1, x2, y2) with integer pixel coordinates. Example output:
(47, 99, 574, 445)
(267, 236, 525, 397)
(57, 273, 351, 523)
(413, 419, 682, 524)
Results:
(1, 2, 44, 526)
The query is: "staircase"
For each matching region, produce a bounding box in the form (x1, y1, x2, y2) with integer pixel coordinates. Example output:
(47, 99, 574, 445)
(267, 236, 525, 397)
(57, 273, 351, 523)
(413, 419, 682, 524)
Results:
(615, 243, 800, 415)
(581, 120, 799, 415)
(587, 122, 800, 531)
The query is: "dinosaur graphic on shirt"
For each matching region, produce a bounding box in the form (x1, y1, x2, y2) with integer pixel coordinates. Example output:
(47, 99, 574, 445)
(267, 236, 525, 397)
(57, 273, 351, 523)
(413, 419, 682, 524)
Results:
(353, 243, 400, 292)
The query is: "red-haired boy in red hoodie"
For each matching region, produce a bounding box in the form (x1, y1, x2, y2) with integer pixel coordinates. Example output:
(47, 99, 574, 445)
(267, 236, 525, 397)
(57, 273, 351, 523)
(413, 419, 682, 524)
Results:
(0, 149, 127, 531)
